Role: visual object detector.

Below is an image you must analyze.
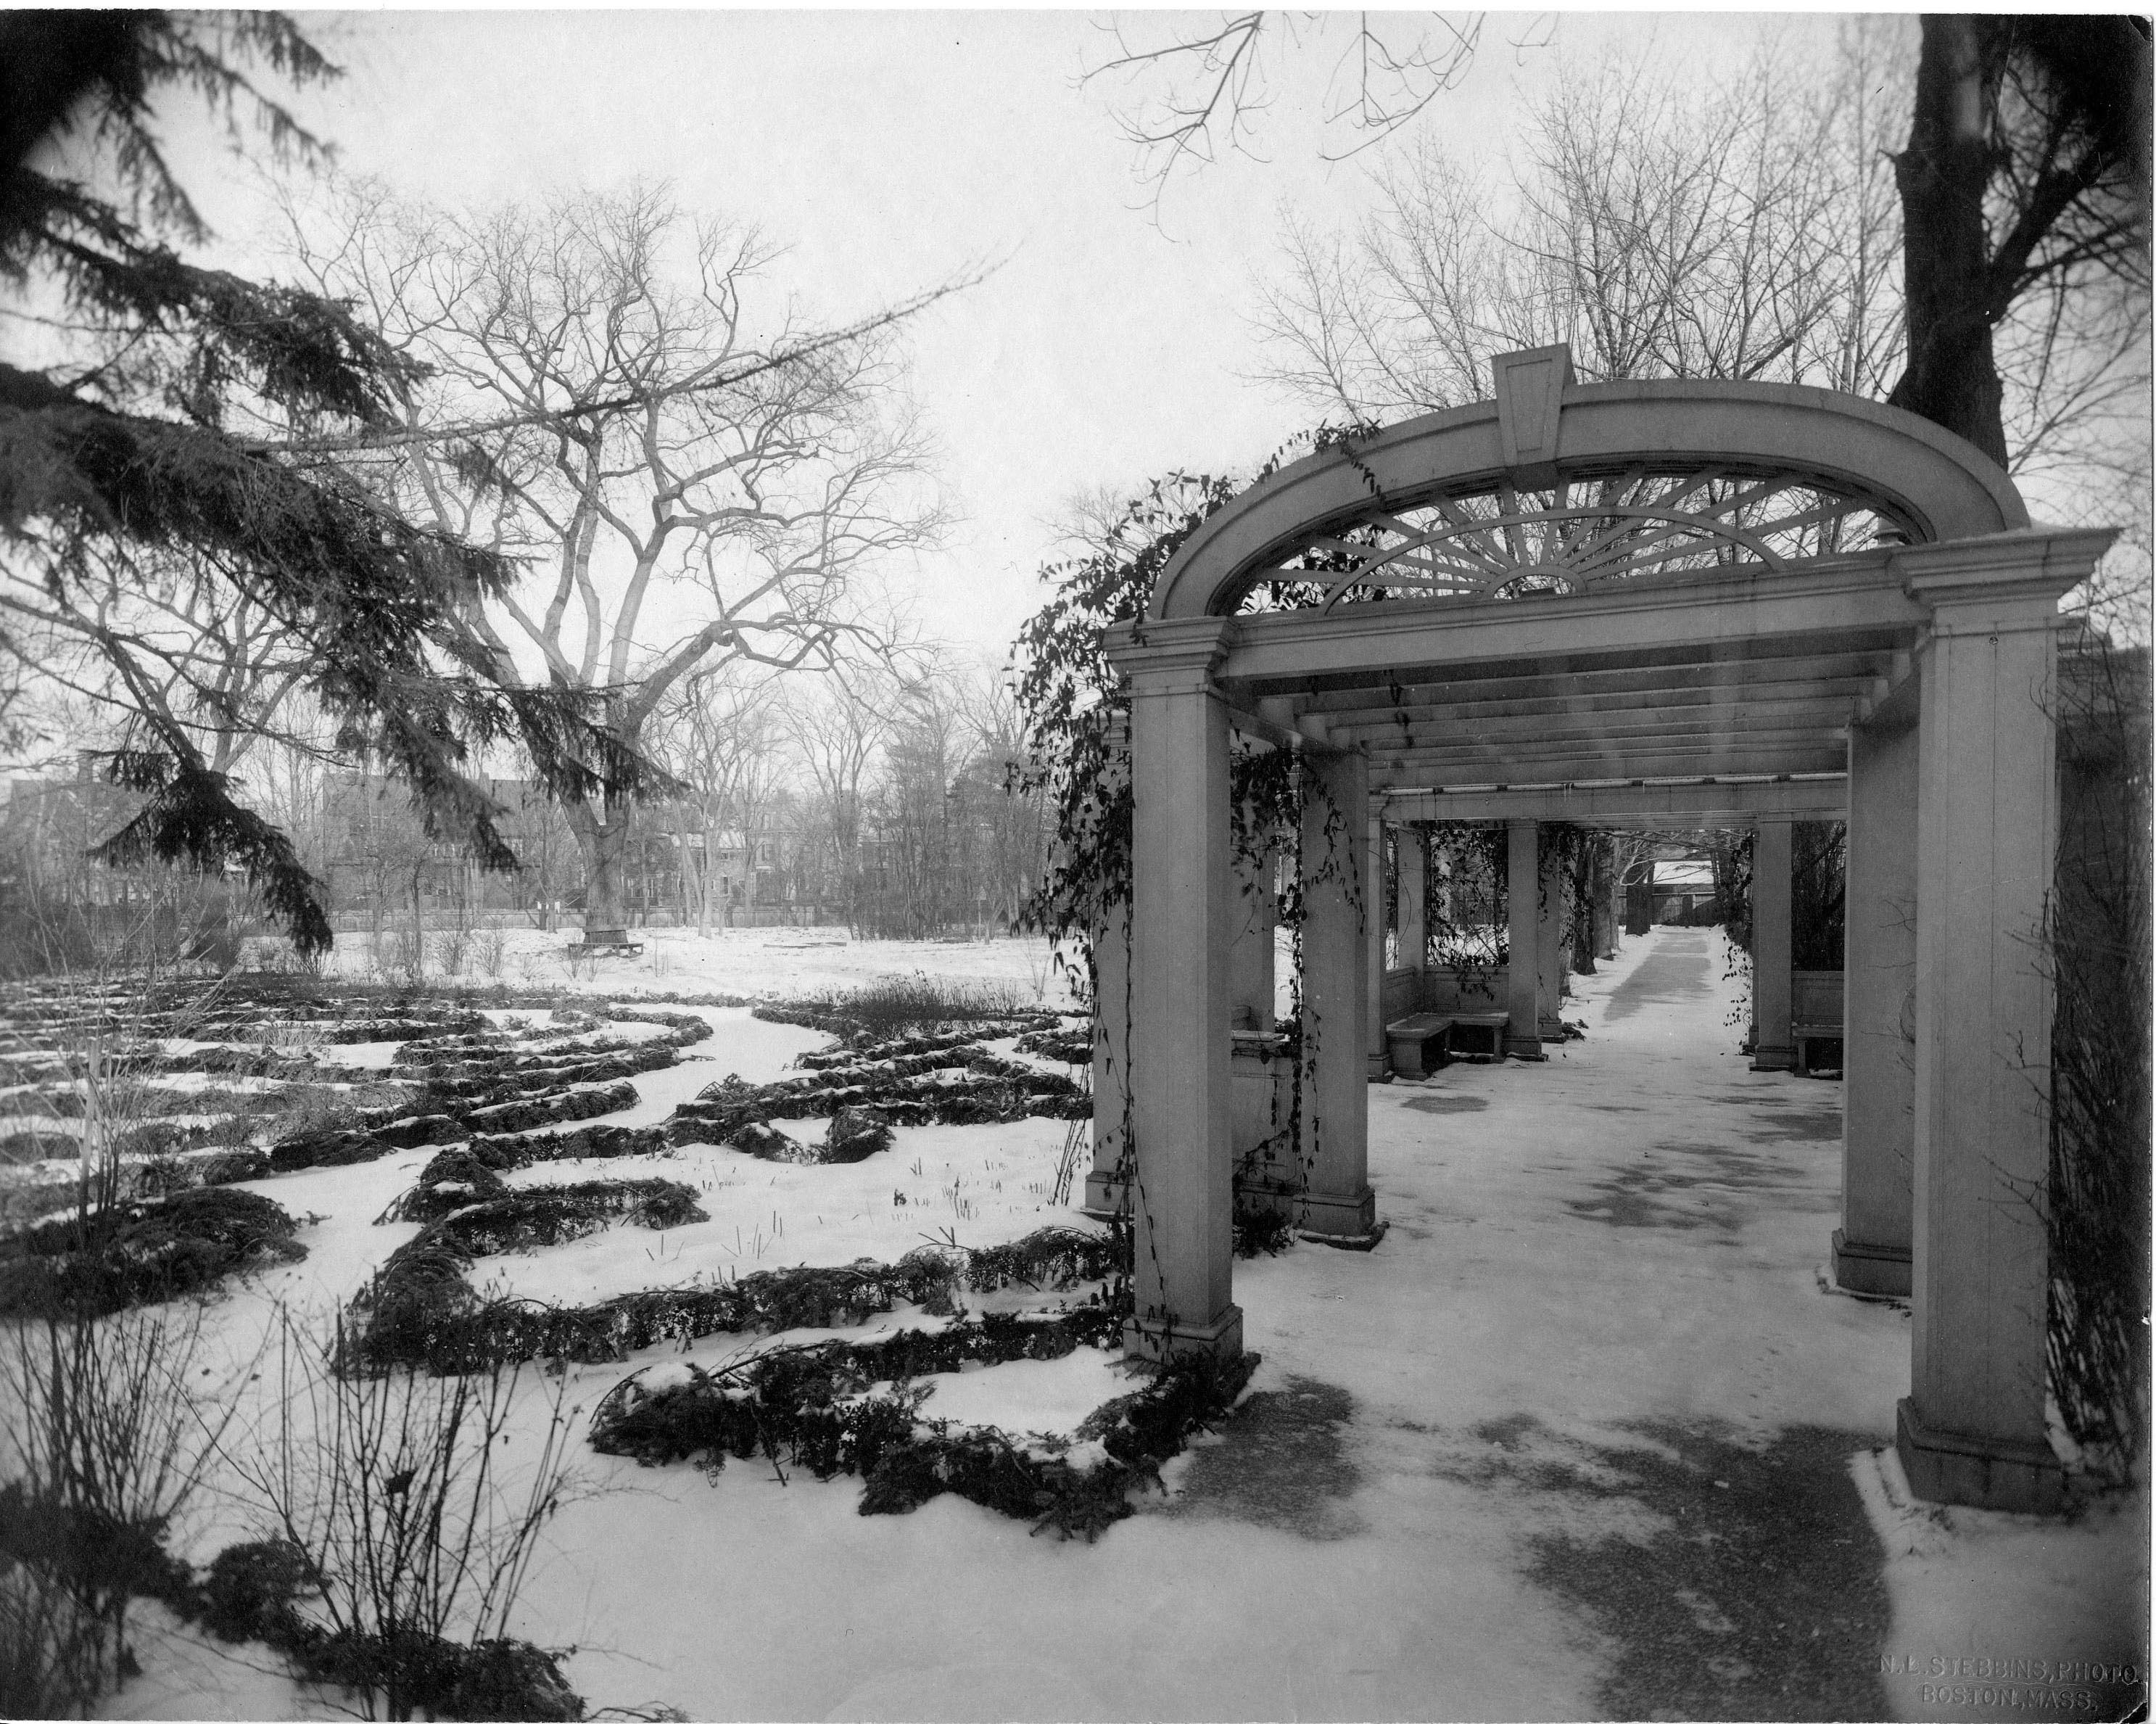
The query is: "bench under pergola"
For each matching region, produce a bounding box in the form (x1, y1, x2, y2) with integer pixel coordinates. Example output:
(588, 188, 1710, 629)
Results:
(1085, 346, 2113, 1514)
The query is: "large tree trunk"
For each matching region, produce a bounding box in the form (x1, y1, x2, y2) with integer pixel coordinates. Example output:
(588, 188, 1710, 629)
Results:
(1888, 17, 2009, 466)
(693, 806, 715, 937)
(572, 801, 633, 943)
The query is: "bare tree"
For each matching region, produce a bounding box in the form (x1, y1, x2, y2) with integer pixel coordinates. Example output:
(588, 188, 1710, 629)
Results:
(1252, 27, 2150, 635)
(786, 668, 897, 932)
(1253, 34, 1908, 418)
(281, 182, 946, 942)
(1105, 17, 2150, 639)
(951, 664, 1052, 933)
(653, 661, 787, 933)
(1891, 17, 2150, 467)
(1083, 12, 1506, 215)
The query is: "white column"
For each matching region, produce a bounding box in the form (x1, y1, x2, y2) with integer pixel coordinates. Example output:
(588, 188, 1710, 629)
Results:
(1896, 533, 2107, 1511)
(1229, 823, 1277, 1032)
(1118, 625, 1240, 1361)
(1599, 838, 1621, 960)
(1835, 709, 1917, 1295)
(1397, 825, 1429, 981)
(1751, 817, 1796, 1071)
(1297, 746, 1377, 1238)
(1505, 819, 1542, 1059)
(1366, 812, 1389, 1076)
(1081, 891, 1131, 1217)
(1082, 715, 1131, 1218)
(1536, 834, 1565, 1036)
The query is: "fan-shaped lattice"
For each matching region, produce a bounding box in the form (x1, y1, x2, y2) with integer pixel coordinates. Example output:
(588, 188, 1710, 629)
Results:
(1233, 463, 1917, 616)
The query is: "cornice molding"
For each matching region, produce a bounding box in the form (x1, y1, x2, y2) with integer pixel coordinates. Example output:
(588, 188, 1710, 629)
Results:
(1102, 615, 1236, 685)
(1895, 527, 2119, 613)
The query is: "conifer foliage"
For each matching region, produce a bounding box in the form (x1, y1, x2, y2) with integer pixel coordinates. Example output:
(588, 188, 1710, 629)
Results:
(0, 13, 671, 954)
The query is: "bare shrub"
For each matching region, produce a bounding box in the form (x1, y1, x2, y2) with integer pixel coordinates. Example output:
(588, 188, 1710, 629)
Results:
(1051, 1115, 1086, 1208)
(222, 1305, 582, 1722)
(0, 1300, 238, 1715)
(431, 925, 472, 981)
(381, 928, 424, 986)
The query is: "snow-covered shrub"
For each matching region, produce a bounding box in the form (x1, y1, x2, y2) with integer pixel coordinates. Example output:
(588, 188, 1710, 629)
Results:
(344, 1227, 1118, 1377)
(964, 1227, 1118, 1292)
(589, 1310, 1254, 1540)
(1014, 1026, 1091, 1064)
(376, 1148, 511, 1224)
(0, 1187, 305, 1318)
(758, 973, 1044, 1039)
(672, 1055, 1086, 1145)
(426, 1179, 706, 1257)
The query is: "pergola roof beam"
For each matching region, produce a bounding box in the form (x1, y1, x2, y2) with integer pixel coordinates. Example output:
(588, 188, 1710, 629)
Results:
(1216, 563, 1926, 690)
(1373, 724, 1849, 764)
(1380, 775, 1850, 825)
(1261, 638, 1908, 706)
(1331, 697, 1857, 748)
(1303, 675, 1875, 732)
(1371, 742, 1848, 787)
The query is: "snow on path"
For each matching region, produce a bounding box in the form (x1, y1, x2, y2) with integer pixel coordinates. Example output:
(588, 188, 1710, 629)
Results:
(94, 930, 2146, 1722)
(307, 925, 1081, 1007)
(468, 931, 1807, 1720)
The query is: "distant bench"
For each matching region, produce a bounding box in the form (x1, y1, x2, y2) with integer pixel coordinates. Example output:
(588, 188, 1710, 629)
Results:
(569, 936, 645, 963)
(1792, 969, 1845, 1077)
(1384, 1010, 1511, 1076)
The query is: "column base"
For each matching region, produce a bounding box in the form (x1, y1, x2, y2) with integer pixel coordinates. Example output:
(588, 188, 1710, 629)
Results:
(1750, 1042, 1797, 1071)
(1233, 1180, 1376, 1239)
(1831, 1228, 1911, 1298)
(1080, 1169, 1128, 1219)
(1298, 1218, 1387, 1253)
(1366, 1052, 1392, 1078)
(1296, 1183, 1377, 1239)
(1504, 1035, 1545, 1062)
(1125, 1302, 1244, 1363)
(1896, 1398, 2065, 1514)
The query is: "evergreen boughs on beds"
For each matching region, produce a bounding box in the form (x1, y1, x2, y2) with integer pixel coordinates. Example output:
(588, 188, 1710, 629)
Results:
(588, 1311, 1256, 1540)
(342, 1226, 1120, 1377)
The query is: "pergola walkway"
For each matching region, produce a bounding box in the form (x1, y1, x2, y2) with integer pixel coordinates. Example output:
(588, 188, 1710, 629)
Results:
(1135, 925, 2134, 1723)
(1095, 347, 2116, 1513)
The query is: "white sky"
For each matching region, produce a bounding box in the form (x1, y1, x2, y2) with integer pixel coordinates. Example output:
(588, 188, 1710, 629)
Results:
(168, 9, 1847, 667)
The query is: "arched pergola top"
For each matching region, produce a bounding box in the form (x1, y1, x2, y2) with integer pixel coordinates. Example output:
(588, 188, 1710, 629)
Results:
(1150, 355, 2031, 621)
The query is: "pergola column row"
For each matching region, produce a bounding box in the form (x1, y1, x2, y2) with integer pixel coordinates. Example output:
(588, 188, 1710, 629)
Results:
(1094, 526, 2100, 1514)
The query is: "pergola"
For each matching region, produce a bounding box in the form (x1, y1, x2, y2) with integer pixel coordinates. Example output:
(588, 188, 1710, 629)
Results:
(1087, 347, 2113, 1514)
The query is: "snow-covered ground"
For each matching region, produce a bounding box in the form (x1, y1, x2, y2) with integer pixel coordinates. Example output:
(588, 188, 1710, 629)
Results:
(292, 923, 1081, 1007)
(480, 1115, 1086, 1307)
(93, 928, 2147, 1723)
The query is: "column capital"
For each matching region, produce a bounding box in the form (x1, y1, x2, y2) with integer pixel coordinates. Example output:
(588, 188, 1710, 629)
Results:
(1104, 616, 1236, 695)
(1893, 527, 2117, 625)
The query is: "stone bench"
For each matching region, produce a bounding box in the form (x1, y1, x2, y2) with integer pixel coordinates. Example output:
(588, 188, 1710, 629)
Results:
(1385, 1012, 1455, 1077)
(1385, 1010, 1512, 1076)
(1445, 1012, 1510, 1061)
(1793, 1023, 1844, 1076)
(1791, 969, 1844, 1077)
(568, 937, 644, 962)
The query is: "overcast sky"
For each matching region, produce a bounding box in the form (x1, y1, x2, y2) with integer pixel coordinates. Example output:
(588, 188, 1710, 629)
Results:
(170, 9, 1836, 667)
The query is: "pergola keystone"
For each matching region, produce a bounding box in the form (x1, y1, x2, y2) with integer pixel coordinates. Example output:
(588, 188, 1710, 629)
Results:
(1095, 347, 2116, 1513)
